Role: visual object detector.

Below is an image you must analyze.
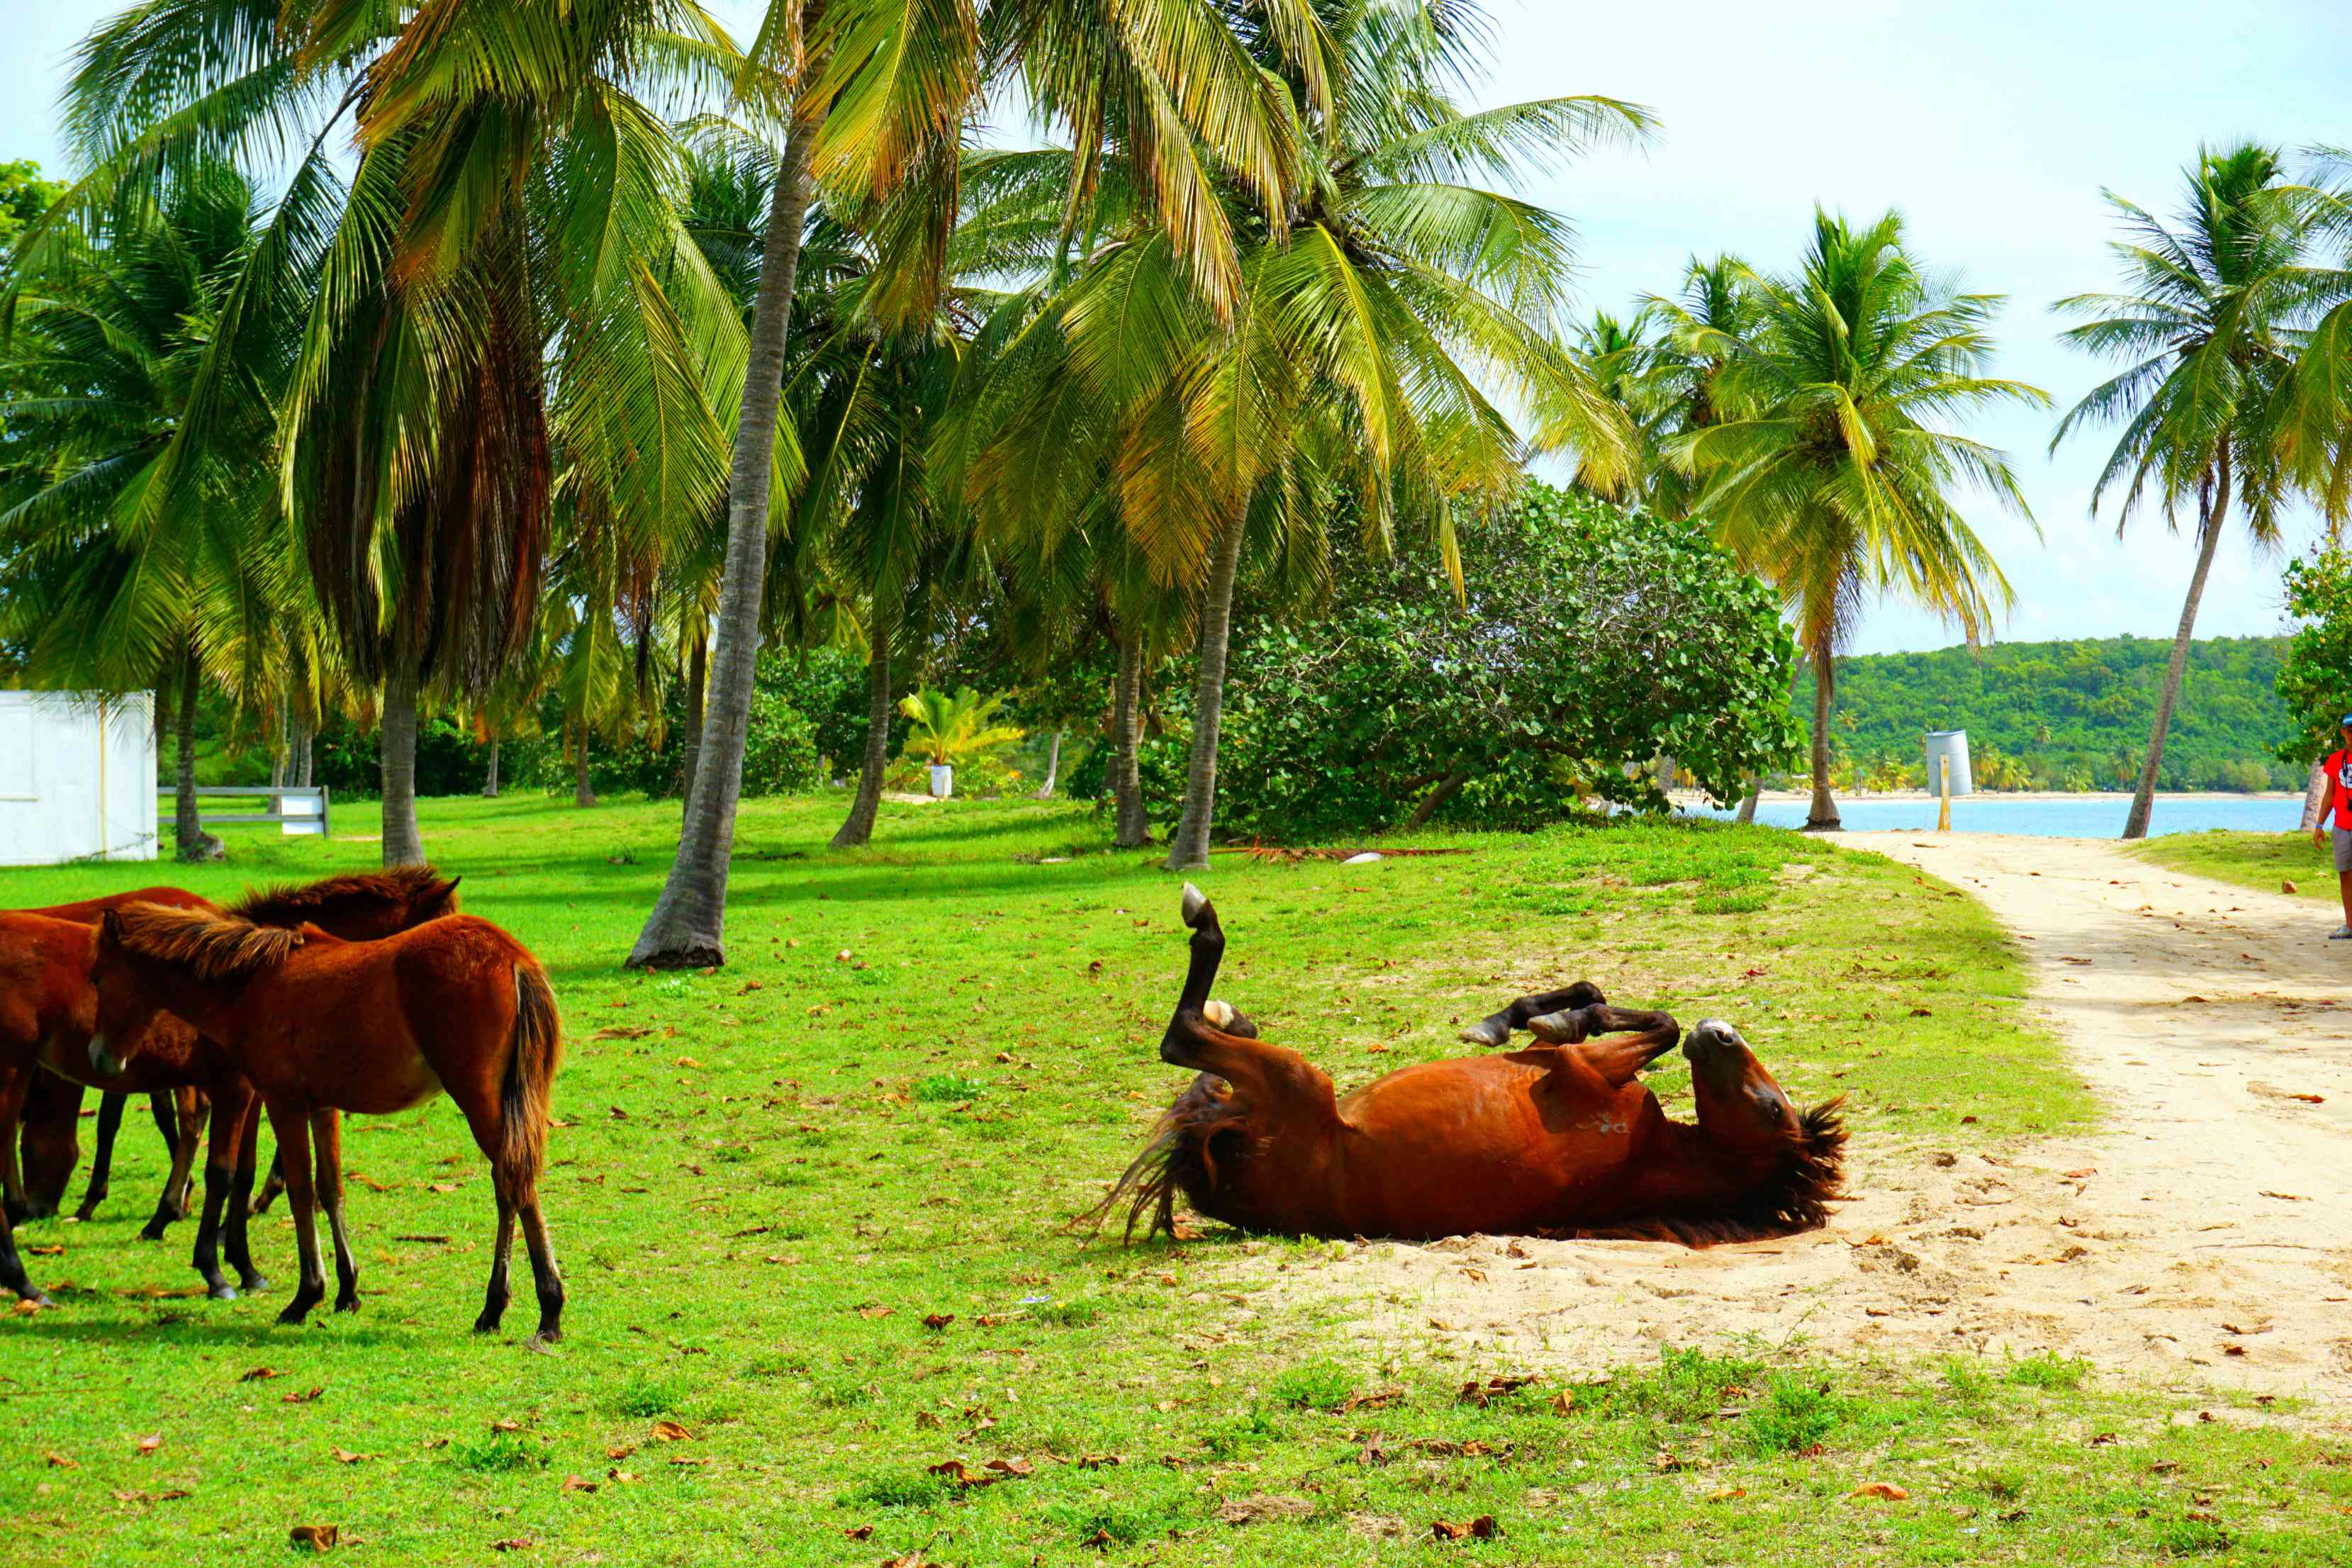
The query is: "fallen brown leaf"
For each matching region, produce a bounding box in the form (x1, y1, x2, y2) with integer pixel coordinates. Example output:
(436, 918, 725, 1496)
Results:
(1851, 1482, 1910, 1501)
(488, 1538, 535, 1552)
(649, 1420, 693, 1442)
(1429, 1516, 1500, 1541)
(330, 1448, 368, 1465)
(922, 1313, 954, 1331)
(45, 1452, 77, 1469)
(561, 1474, 598, 1495)
(135, 1434, 163, 1455)
(282, 1386, 325, 1404)
(288, 1524, 340, 1552)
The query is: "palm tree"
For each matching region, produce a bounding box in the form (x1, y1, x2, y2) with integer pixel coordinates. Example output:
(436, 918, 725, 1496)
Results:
(63, 0, 744, 866)
(0, 161, 296, 860)
(1674, 209, 2045, 831)
(1642, 254, 1761, 521)
(2052, 144, 2319, 839)
(961, 1, 1642, 870)
(627, 0, 1340, 965)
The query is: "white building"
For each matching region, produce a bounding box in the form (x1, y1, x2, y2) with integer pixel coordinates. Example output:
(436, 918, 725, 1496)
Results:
(0, 692, 157, 865)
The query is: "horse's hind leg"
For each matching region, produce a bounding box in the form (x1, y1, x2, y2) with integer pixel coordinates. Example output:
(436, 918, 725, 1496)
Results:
(263, 1099, 326, 1326)
(140, 1089, 208, 1241)
(475, 1185, 516, 1334)
(1458, 982, 1610, 1048)
(517, 1190, 564, 1345)
(309, 1109, 359, 1314)
(1528, 1004, 1681, 1087)
(0, 1063, 31, 1226)
(71, 1089, 124, 1221)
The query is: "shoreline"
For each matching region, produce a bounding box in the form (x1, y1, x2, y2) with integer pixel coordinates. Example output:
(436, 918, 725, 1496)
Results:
(1669, 788, 2302, 806)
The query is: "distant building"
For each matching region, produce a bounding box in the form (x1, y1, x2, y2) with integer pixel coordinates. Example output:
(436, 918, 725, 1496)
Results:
(0, 692, 157, 864)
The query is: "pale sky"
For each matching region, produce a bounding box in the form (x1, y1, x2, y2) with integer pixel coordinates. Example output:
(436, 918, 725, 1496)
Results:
(7, 0, 2348, 656)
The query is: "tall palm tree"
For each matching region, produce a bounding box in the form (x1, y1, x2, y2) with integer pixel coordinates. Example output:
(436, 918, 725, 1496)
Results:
(0, 161, 296, 859)
(62, 0, 745, 866)
(1642, 254, 1760, 522)
(2052, 144, 2318, 839)
(627, 0, 1340, 966)
(1675, 209, 2044, 831)
(962, 0, 1642, 870)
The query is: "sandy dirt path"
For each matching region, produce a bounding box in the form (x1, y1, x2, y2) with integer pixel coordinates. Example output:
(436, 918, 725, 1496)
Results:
(1287, 834, 2352, 1400)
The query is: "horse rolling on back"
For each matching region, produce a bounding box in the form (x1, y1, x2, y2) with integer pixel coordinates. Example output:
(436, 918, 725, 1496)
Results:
(1087, 885, 1844, 1245)
(90, 904, 566, 1343)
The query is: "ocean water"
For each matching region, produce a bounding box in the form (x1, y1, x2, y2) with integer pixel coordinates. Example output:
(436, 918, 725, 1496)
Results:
(1681, 795, 2304, 838)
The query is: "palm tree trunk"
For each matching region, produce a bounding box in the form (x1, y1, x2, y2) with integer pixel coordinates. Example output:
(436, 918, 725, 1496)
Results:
(1735, 783, 1762, 824)
(482, 737, 500, 798)
(2124, 453, 2232, 841)
(626, 49, 826, 970)
(1112, 632, 1148, 848)
(292, 719, 313, 789)
(680, 629, 707, 807)
(1034, 731, 1063, 799)
(379, 666, 426, 867)
(573, 729, 596, 807)
(831, 600, 895, 848)
(172, 656, 203, 861)
(1805, 644, 1840, 831)
(2302, 756, 2331, 831)
(1165, 514, 1248, 870)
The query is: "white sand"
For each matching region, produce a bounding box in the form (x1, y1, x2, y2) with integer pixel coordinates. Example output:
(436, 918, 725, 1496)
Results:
(1279, 834, 2352, 1400)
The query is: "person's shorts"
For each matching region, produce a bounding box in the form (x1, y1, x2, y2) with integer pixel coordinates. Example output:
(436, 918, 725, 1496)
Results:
(2336, 826, 2352, 873)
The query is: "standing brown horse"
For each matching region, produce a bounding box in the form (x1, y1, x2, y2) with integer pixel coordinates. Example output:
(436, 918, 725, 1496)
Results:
(0, 868, 459, 1305)
(1089, 886, 1844, 1244)
(91, 904, 567, 1343)
(1, 887, 215, 1232)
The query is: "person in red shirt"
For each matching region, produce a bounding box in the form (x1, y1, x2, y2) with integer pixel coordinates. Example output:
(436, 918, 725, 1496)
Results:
(2312, 713, 2352, 939)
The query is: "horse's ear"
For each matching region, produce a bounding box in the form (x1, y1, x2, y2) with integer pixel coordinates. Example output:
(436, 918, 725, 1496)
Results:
(99, 908, 125, 944)
(437, 875, 462, 905)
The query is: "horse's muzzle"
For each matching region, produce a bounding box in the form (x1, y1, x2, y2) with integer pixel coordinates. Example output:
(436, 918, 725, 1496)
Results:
(89, 1035, 125, 1077)
(1681, 1019, 1742, 1060)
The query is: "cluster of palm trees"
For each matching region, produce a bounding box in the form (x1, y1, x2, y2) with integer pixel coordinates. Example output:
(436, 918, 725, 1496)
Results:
(1581, 144, 2352, 837)
(1, 0, 1650, 965)
(8, 0, 2342, 975)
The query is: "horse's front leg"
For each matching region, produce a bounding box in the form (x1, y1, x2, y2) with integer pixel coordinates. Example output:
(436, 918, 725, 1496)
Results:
(72, 1089, 124, 1222)
(1457, 982, 1609, 1048)
(262, 1096, 325, 1326)
(1527, 1004, 1682, 1088)
(139, 1089, 207, 1240)
(1161, 887, 1338, 1115)
(215, 1086, 269, 1295)
(309, 1109, 360, 1314)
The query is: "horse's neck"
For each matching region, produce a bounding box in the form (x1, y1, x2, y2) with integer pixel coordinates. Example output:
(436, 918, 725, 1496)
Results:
(1633, 1116, 1769, 1213)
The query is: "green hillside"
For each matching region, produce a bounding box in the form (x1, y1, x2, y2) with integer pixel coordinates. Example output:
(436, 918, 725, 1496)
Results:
(1796, 635, 2299, 793)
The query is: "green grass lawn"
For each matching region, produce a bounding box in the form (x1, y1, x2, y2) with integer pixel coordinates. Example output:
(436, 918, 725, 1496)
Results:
(8, 795, 2350, 1564)
(2134, 828, 2348, 912)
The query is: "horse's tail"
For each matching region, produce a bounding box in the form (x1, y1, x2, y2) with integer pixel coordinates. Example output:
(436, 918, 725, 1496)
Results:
(1068, 1074, 1248, 1244)
(499, 958, 564, 1193)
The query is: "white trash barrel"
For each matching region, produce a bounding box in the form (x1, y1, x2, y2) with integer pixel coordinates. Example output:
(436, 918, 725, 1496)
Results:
(1923, 730, 1973, 796)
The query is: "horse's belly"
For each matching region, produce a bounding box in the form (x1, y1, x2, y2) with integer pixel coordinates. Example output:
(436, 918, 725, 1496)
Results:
(1338, 1127, 1640, 1239)
(308, 1049, 443, 1116)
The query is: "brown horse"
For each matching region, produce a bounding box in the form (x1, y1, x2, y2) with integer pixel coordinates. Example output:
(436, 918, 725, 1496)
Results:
(1089, 886, 1844, 1245)
(1, 887, 215, 1232)
(91, 903, 567, 1343)
(0, 868, 460, 1305)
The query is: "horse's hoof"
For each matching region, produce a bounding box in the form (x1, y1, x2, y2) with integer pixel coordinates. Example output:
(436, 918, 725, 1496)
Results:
(239, 1274, 269, 1294)
(472, 1315, 503, 1335)
(208, 1283, 238, 1301)
(1458, 1019, 1508, 1048)
(335, 1297, 359, 1315)
(276, 1301, 317, 1326)
(71, 1204, 100, 1223)
(525, 1328, 562, 1350)
(138, 1225, 169, 1243)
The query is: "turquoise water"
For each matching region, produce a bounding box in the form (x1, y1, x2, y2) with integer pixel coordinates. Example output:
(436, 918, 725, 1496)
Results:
(1682, 795, 2303, 837)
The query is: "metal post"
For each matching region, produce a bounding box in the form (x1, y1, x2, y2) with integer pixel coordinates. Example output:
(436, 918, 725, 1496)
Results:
(1938, 756, 1951, 832)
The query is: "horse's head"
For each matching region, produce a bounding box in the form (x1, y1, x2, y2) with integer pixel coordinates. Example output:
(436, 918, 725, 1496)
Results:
(90, 904, 302, 1075)
(1681, 1018, 1847, 1228)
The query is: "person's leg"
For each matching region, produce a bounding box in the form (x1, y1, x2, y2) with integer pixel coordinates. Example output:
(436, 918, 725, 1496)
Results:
(2335, 829, 2352, 937)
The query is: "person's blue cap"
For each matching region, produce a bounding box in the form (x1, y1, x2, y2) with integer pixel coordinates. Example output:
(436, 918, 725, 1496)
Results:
(2342, 712, 2352, 727)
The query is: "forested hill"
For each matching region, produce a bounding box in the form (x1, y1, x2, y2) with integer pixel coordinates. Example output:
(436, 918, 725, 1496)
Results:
(1796, 635, 2299, 792)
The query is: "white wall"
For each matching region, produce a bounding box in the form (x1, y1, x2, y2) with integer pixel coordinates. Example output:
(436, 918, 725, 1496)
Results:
(0, 692, 158, 865)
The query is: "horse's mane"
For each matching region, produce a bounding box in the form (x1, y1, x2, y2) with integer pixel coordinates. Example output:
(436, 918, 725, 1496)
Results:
(1562, 1097, 1849, 1248)
(108, 902, 304, 982)
(1071, 1073, 1255, 1244)
(230, 866, 454, 926)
